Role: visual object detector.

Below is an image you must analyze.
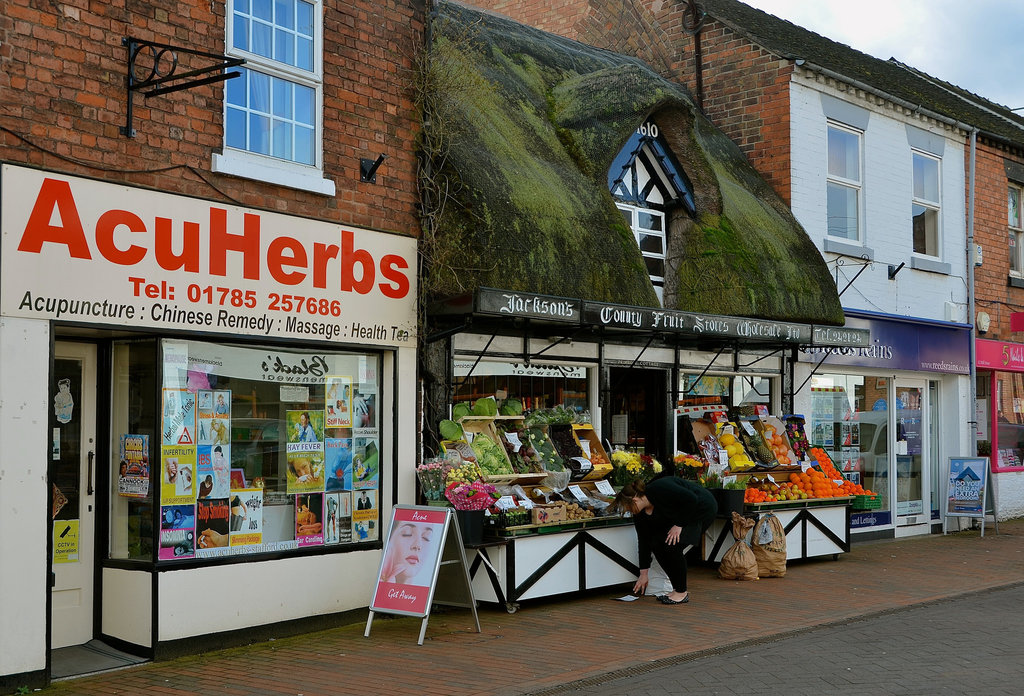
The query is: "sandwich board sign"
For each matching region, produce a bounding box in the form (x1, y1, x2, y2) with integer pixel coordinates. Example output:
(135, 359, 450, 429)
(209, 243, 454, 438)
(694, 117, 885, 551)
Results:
(365, 505, 480, 644)
(943, 456, 998, 537)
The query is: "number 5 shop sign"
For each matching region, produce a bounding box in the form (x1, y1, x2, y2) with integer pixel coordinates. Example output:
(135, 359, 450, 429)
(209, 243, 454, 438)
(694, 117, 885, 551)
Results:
(0, 165, 417, 347)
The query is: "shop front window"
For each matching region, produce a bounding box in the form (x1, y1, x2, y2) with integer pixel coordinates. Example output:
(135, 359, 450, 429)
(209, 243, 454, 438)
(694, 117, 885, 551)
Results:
(452, 359, 588, 413)
(152, 339, 381, 560)
(994, 371, 1024, 469)
(809, 374, 890, 513)
(677, 374, 774, 410)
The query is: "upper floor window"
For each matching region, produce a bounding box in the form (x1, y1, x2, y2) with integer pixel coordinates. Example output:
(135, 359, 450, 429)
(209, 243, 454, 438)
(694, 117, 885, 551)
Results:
(1010, 185, 1023, 275)
(826, 123, 861, 241)
(215, 0, 335, 195)
(609, 122, 695, 306)
(912, 151, 941, 258)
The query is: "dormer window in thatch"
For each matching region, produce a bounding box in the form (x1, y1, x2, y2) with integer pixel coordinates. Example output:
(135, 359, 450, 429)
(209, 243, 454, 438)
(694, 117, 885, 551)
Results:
(608, 122, 695, 306)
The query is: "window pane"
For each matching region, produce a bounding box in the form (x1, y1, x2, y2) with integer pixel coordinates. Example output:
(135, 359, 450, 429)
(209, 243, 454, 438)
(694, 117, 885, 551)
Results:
(1010, 187, 1021, 228)
(828, 126, 859, 181)
(252, 22, 272, 58)
(639, 233, 663, 254)
(295, 125, 314, 165)
(1011, 232, 1021, 273)
(644, 256, 664, 278)
(236, 0, 250, 13)
(275, 0, 294, 29)
(249, 113, 270, 154)
(619, 207, 632, 226)
(272, 119, 293, 160)
(637, 211, 663, 231)
(275, 28, 294, 64)
(250, 71, 270, 112)
(827, 182, 858, 240)
(297, 1, 313, 35)
(272, 79, 292, 118)
(233, 15, 249, 51)
(226, 68, 247, 106)
(912, 204, 939, 256)
(913, 153, 939, 202)
(297, 37, 313, 71)
(295, 83, 314, 125)
(252, 0, 273, 21)
(226, 107, 247, 149)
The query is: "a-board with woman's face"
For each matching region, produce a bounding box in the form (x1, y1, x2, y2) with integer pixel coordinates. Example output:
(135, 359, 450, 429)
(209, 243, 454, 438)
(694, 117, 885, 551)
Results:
(386, 521, 436, 585)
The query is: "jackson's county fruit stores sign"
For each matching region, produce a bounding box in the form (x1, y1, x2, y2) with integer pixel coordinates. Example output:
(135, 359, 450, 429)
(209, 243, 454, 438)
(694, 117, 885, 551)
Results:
(469, 289, 869, 348)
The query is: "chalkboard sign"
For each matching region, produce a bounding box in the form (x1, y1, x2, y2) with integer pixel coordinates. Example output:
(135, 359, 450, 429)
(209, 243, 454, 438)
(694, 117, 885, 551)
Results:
(364, 505, 480, 644)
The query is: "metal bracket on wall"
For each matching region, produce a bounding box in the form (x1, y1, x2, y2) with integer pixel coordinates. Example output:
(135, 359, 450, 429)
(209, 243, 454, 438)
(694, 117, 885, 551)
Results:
(120, 37, 245, 138)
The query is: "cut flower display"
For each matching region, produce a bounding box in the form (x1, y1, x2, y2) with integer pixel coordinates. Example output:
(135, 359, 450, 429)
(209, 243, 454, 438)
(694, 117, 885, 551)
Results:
(444, 480, 499, 510)
(674, 452, 706, 481)
(611, 449, 662, 486)
(416, 459, 451, 501)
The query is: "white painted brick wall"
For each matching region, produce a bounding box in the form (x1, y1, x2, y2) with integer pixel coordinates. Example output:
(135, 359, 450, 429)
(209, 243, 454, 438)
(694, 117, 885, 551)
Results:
(789, 79, 969, 322)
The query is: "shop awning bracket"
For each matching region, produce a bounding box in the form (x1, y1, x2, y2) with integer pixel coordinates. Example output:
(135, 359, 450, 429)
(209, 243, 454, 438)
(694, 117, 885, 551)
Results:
(683, 344, 728, 394)
(529, 329, 584, 360)
(456, 333, 496, 388)
(736, 348, 784, 369)
(425, 317, 473, 344)
(833, 255, 872, 297)
(794, 352, 831, 395)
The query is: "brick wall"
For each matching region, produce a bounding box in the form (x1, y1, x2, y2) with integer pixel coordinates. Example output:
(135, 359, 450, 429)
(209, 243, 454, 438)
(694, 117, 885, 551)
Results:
(0, 0, 423, 234)
(465, 0, 794, 202)
(973, 141, 1024, 339)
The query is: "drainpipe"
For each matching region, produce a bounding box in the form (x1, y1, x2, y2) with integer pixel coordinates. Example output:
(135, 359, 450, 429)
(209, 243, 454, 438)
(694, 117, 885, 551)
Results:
(967, 127, 978, 456)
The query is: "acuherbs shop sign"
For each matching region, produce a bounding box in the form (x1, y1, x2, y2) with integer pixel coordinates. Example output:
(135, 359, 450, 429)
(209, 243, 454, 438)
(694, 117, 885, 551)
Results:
(0, 166, 417, 346)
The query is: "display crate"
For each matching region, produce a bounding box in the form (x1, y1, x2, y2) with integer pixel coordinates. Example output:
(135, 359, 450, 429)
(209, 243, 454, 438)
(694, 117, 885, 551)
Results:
(851, 493, 881, 510)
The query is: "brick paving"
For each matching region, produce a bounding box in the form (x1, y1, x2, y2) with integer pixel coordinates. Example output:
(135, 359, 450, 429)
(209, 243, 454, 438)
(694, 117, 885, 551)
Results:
(38, 520, 1024, 696)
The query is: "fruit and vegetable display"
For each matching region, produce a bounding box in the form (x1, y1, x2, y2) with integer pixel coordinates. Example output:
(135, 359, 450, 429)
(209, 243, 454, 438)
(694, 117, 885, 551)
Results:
(470, 433, 514, 476)
(523, 426, 566, 472)
(717, 427, 755, 471)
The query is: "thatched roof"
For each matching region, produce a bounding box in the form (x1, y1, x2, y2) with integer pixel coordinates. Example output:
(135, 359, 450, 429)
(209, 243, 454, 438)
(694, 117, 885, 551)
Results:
(421, 0, 844, 325)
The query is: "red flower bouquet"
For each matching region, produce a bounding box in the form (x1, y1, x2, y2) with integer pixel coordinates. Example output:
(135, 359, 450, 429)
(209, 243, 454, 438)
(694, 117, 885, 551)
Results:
(444, 480, 499, 511)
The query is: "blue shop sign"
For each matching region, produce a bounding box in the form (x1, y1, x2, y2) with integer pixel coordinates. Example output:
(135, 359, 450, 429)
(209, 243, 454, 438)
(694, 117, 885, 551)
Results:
(798, 311, 970, 374)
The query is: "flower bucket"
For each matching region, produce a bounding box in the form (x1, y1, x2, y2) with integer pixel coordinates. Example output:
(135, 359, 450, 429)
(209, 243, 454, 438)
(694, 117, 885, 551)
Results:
(712, 488, 745, 517)
(454, 509, 484, 545)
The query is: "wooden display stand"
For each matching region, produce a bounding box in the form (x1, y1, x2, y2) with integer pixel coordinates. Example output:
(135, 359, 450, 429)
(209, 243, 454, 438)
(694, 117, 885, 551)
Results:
(703, 500, 851, 562)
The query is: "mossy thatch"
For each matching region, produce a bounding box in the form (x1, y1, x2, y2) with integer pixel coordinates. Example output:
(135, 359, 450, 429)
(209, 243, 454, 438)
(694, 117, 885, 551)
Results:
(421, 0, 843, 325)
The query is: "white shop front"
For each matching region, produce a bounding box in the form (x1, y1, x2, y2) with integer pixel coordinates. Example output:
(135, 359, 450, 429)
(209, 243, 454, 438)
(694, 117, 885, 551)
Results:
(0, 165, 417, 689)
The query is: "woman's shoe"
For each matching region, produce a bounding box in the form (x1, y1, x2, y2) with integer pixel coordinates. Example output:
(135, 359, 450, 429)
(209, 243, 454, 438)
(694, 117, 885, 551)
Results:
(657, 594, 689, 605)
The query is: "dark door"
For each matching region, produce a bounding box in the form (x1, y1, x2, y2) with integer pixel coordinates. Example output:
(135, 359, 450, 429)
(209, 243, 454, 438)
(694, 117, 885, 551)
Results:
(606, 367, 669, 460)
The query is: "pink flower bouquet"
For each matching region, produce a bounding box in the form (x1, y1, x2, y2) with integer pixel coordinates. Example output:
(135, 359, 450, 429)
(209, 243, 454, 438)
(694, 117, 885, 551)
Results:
(444, 480, 499, 511)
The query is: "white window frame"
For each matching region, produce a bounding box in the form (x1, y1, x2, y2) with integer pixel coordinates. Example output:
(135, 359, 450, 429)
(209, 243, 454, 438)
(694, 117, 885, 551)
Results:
(214, 0, 335, 196)
(911, 150, 941, 259)
(1010, 184, 1023, 276)
(826, 122, 863, 243)
(617, 203, 666, 305)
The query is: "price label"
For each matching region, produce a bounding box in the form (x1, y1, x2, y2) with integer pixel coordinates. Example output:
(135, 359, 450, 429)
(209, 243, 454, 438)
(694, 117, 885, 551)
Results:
(833, 479, 845, 486)
(740, 420, 757, 435)
(464, 430, 475, 444)
(718, 449, 729, 468)
(505, 432, 523, 452)
(519, 498, 534, 509)
(595, 479, 615, 496)
(579, 439, 592, 458)
(571, 456, 592, 471)
(766, 473, 777, 484)
(568, 485, 588, 501)
(495, 495, 517, 511)
(722, 475, 737, 487)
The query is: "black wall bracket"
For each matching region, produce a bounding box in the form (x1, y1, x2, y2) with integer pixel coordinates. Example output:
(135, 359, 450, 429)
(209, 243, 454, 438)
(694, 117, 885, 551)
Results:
(120, 37, 244, 138)
(360, 154, 387, 183)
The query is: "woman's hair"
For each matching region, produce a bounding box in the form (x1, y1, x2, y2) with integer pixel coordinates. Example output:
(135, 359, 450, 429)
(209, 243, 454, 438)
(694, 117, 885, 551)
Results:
(612, 479, 648, 514)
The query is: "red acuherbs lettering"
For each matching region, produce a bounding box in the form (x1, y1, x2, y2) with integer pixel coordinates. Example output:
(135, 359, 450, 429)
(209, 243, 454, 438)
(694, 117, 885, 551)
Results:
(17, 177, 412, 298)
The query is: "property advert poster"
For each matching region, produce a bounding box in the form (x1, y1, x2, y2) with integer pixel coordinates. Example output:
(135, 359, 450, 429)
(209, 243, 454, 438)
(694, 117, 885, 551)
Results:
(0, 164, 416, 346)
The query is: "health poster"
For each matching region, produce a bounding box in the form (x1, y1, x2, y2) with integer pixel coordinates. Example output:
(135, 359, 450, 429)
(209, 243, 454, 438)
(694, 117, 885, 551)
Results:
(159, 504, 196, 560)
(230, 488, 263, 547)
(162, 388, 196, 446)
(196, 444, 230, 499)
(198, 390, 231, 446)
(325, 375, 353, 428)
(161, 445, 197, 505)
(196, 498, 231, 552)
(286, 445, 325, 494)
(287, 409, 323, 444)
(370, 506, 449, 617)
(117, 434, 150, 498)
(352, 437, 380, 490)
(295, 492, 324, 547)
(352, 489, 378, 542)
(324, 492, 353, 545)
(325, 438, 353, 491)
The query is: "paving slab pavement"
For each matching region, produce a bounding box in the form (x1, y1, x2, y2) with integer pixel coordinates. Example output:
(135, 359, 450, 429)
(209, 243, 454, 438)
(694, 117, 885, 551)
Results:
(35, 520, 1024, 696)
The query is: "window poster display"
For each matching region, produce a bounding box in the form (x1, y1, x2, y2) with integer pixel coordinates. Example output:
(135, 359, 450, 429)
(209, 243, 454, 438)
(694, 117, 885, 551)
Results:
(157, 338, 382, 560)
(295, 492, 324, 546)
(325, 375, 353, 428)
(230, 488, 263, 547)
(353, 490, 379, 542)
(117, 434, 150, 498)
(196, 498, 231, 554)
(160, 504, 196, 560)
(324, 492, 352, 545)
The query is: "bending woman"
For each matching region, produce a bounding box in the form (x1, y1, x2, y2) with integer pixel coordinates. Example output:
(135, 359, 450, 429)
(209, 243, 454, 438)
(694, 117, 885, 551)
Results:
(614, 477, 718, 605)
